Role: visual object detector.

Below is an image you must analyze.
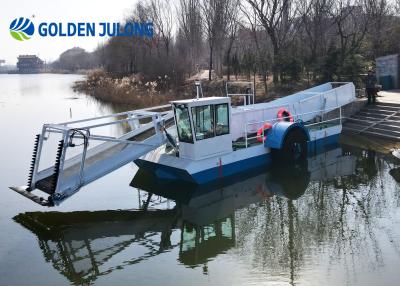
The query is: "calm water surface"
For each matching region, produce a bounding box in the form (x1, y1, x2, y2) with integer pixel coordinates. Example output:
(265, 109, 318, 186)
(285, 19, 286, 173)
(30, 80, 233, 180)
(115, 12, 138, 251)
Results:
(0, 74, 400, 286)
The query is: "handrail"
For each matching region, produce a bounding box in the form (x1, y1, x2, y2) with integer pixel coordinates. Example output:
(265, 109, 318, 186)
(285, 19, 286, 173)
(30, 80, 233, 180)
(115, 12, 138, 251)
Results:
(226, 81, 255, 106)
(238, 102, 291, 111)
(57, 104, 171, 125)
(50, 111, 172, 131)
(245, 106, 342, 128)
(242, 106, 342, 147)
(304, 117, 341, 127)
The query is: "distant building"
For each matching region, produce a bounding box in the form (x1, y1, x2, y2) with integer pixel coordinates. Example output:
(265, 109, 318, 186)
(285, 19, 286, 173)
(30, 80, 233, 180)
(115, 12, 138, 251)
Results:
(376, 54, 399, 90)
(17, 55, 44, 73)
(0, 60, 7, 73)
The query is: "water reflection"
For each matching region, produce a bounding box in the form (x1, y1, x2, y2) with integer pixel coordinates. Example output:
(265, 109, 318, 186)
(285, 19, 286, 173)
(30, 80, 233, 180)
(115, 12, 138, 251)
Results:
(14, 210, 178, 285)
(13, 145, 400, 285)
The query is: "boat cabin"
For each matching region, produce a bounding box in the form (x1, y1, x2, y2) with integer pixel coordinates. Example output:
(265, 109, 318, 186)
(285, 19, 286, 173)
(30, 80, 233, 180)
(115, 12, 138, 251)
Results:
(171, 97, 233, 160)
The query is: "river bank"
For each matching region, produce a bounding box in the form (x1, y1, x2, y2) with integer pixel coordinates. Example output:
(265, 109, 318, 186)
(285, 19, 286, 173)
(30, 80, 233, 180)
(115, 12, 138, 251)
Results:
(73, 69, 311, 107)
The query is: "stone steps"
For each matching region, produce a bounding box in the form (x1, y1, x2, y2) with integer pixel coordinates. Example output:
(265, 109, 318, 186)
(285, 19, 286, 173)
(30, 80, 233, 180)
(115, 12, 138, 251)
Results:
(343, 102, 400, 140)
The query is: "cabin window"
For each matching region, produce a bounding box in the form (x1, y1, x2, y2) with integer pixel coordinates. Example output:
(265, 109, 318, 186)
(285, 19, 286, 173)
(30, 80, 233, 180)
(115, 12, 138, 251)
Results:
(174, 105, 193, 143)
(191, 105, 215, 140)
(215, 104, 229, 136)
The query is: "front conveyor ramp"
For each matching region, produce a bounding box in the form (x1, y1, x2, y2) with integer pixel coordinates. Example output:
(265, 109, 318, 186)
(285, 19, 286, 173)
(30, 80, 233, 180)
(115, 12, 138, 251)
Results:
(10, 108, 173, 206)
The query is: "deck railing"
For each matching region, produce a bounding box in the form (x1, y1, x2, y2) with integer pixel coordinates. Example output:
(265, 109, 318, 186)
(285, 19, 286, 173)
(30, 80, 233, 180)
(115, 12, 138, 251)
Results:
(225, 81, 255, 106)
(243, 106, 342, 148)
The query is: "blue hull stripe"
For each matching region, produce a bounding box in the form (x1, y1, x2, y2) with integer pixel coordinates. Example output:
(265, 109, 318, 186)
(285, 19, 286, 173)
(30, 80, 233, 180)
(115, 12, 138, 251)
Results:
(192, 153, 271, 184)
(307, 134, 340, 155)
(135, 134, 340, 184)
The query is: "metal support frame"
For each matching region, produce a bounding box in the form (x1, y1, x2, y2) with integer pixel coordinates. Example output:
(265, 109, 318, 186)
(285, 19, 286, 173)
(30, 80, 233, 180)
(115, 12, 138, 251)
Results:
(22, 105, 173, 202)
(225, 81, 255, 106)
(76, 129, 90, 190)
(195, 81, 203, 99)
(243, 106, 343, 148)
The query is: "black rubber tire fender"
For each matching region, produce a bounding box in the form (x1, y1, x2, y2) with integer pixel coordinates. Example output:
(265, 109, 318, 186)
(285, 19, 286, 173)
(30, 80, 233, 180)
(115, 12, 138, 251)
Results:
(273, 128, 308, 163)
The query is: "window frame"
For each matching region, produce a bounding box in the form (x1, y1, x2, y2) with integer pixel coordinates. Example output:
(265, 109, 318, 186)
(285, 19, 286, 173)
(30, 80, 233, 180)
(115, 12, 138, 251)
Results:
(174, 104, 194, 144)
(191, 104, 215, 141)
(214, 103, 230, 137)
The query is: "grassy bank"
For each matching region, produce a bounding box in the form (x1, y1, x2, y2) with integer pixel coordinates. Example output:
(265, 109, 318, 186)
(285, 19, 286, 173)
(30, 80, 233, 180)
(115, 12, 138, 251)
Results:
(74, 69, 311, 107)
(73, 69, 189, 107)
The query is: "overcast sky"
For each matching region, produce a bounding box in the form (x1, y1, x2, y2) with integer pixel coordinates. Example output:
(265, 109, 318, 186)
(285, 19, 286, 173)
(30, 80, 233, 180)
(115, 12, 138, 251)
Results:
(0, 0, 140, 65)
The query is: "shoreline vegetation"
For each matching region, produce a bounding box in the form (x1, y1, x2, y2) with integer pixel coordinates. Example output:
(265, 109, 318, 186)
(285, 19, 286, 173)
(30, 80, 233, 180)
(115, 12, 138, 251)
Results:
(73, 69, 182, 107)
(73, 69, 311, 108)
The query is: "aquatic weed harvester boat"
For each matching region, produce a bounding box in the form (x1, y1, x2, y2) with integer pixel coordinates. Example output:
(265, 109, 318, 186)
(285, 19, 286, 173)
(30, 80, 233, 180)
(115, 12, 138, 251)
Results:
(10, 82, 356, 206)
